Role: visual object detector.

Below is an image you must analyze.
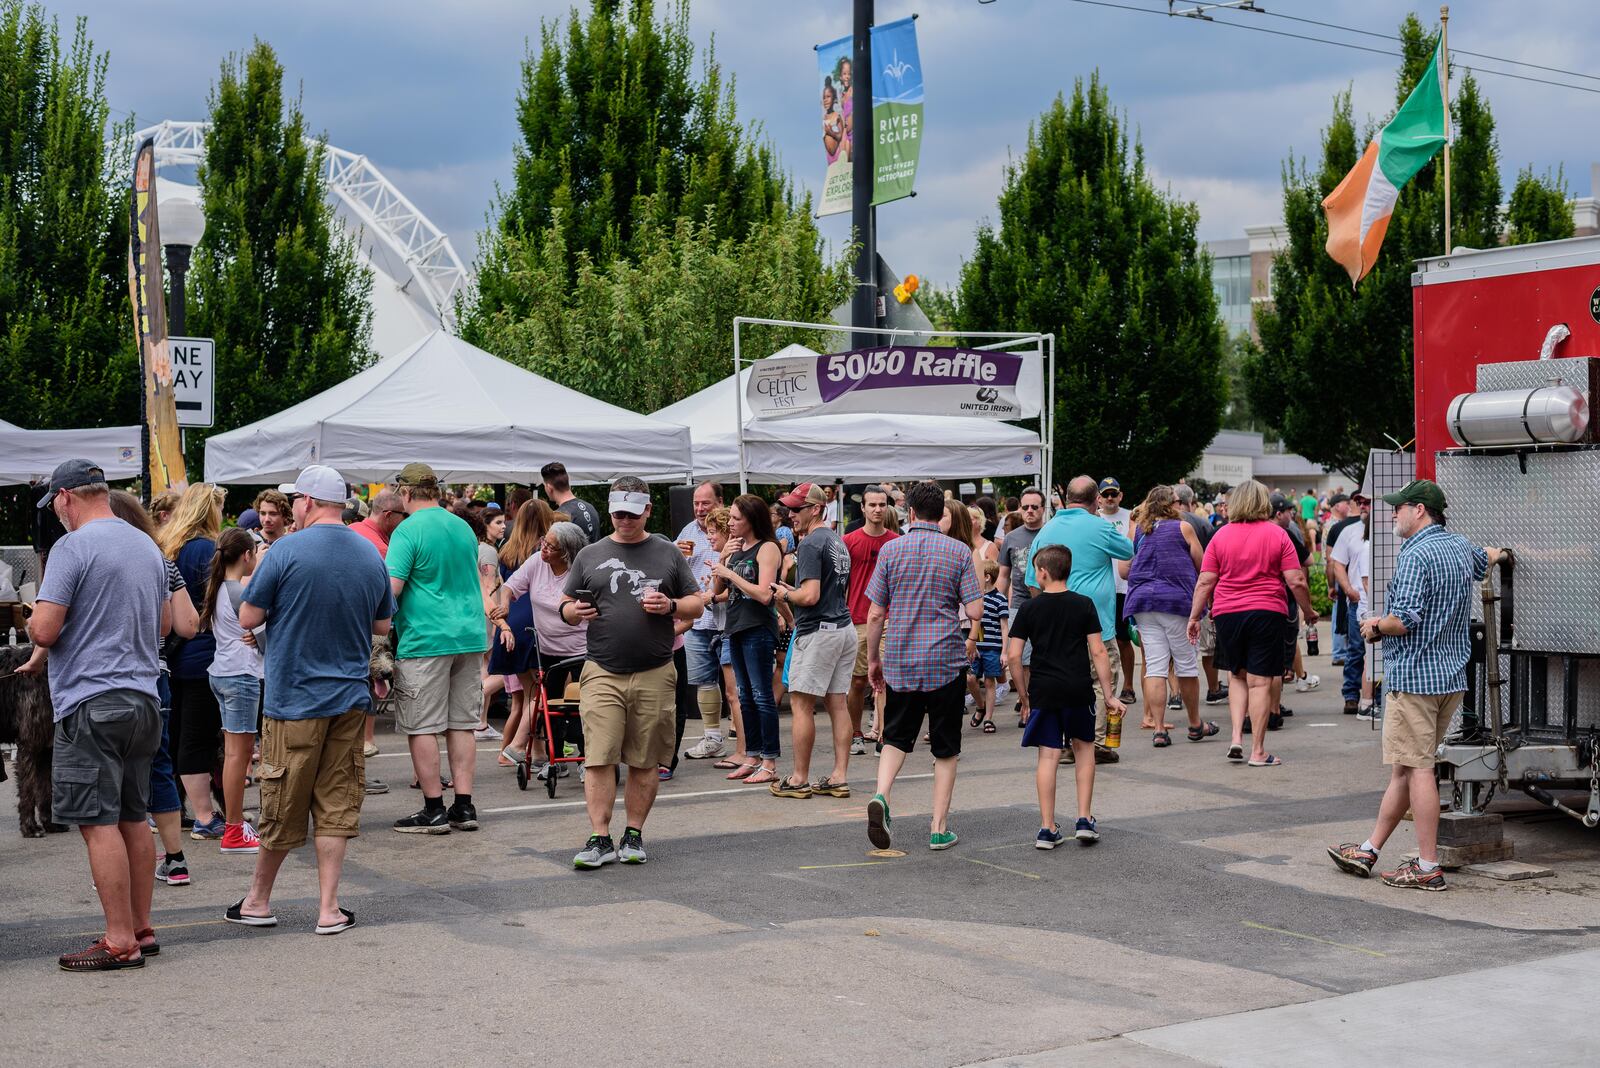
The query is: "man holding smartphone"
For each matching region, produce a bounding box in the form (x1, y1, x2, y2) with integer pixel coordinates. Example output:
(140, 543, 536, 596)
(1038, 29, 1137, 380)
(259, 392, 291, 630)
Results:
(560, 477, 704, 869)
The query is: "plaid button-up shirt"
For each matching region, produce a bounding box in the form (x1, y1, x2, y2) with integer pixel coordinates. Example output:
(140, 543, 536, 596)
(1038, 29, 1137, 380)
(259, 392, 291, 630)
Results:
(867, 522, 983, 692)
(1384, 523, 1488, 696)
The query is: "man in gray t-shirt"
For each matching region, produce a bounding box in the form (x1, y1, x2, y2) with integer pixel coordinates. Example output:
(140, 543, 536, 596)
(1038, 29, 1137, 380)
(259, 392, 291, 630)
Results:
(996, 489, 1047, 697)
(27, 460, 170, 970)
(559, 477, 704, 870)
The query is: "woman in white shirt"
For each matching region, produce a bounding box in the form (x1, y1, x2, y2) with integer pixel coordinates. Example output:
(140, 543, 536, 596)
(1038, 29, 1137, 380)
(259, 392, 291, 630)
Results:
(201, 528, 265, 853)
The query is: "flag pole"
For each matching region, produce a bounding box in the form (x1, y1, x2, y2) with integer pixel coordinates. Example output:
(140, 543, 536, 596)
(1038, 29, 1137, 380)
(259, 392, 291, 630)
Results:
(1440, 5, 1452, 255)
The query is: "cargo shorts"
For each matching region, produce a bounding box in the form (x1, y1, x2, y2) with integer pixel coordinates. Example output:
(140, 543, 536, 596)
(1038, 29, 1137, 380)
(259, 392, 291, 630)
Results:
(51, 689, 160, 827)
(256, 707, 367, 851)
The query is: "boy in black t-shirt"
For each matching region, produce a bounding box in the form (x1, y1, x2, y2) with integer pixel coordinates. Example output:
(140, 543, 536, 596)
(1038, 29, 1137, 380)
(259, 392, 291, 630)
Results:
(1006, 545, 1125, 848)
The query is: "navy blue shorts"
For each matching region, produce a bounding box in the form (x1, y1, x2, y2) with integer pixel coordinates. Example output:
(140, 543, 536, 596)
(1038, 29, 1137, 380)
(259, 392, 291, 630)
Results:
(970, 649, 1003, 679)
(1021, 704, 1096, 750)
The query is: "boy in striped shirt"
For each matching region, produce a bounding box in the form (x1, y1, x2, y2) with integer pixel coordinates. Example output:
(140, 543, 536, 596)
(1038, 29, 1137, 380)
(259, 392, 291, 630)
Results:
(966, 560, 1008, 732)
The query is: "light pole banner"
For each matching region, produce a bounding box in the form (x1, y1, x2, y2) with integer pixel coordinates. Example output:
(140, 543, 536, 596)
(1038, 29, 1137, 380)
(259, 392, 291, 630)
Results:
(128, 138, 188, 500)
(869, 16, 923, 206)
(747, 345, 1031, 421)
(815, 33, 855, 217)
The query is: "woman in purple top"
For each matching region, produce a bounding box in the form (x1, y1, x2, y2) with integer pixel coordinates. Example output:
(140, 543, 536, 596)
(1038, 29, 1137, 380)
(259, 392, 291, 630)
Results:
(1125, 486, 1216, 746)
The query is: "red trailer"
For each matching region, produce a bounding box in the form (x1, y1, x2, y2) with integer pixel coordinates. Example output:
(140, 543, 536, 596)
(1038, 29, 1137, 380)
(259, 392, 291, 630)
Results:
(1412, 235, 1600, 479)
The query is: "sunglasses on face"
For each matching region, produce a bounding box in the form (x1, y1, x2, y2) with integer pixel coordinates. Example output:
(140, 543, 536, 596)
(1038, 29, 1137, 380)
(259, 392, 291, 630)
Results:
(610, 511, 642, 521)
(1021, 503, 1042, 511)
(1099, 490, 1120, 498)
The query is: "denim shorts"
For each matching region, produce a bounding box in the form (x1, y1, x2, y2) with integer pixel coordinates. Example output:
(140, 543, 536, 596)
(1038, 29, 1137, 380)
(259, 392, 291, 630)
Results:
(209, 673, 263, 735)
(970, 649, 1004, 679)
(683, 627, 720, 687)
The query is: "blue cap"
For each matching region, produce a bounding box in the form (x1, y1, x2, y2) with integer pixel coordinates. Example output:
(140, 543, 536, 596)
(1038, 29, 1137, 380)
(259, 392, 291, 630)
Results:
(1097, 477, 1121, 492)
(236, 507, 261, 530)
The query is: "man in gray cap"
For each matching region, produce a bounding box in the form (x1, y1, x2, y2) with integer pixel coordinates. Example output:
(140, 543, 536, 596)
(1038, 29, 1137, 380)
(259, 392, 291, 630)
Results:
(29, 460, 171, 970)
(1329, 479, 1504, 892)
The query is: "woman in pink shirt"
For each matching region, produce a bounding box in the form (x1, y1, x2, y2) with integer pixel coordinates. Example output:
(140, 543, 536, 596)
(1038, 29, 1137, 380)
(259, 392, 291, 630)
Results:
(1186, 480, 1317, 767)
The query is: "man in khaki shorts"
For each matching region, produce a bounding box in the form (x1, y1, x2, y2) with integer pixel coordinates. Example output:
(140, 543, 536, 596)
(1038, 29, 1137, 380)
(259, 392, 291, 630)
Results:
(231, 465, 394, 935)
(561, 476, 704, 869)
(386, 463, 493, 835)
(1328, 479, 1502, 892)
(771, 482, 858, 798)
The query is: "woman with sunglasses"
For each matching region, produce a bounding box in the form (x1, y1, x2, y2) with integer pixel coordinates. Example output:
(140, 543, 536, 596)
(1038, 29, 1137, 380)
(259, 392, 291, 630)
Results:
(711, 495, 785, 785)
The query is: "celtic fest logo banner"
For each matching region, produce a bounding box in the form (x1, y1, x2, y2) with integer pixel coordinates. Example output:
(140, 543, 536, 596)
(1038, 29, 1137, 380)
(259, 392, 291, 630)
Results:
(814, 17, 924, 217)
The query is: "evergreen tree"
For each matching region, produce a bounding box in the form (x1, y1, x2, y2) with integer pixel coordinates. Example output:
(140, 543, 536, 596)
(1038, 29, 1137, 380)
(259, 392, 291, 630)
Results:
(1248, 14, 1572, 475)
(955, 75, 1226, 494)
(470, 0, 792, 327)
(1507, 165, 1576, 245)
(185, 40, 372, 470)
(0, 2, 133, 432)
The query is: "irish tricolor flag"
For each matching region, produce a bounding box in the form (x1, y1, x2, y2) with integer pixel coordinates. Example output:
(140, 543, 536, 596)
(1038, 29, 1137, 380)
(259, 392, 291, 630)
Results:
(1323, 39, 1450, 285)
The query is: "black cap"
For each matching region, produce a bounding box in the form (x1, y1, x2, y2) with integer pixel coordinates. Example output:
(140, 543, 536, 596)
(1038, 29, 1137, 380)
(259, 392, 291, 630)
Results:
(37, 459, 106, 509)
(1328, 492, 1350, 506)
(1269, 493, 1293, 514)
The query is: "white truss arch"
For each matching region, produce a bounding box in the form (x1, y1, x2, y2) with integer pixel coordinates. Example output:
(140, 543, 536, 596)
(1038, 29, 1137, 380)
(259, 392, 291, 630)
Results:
(132, 120, 471, 333)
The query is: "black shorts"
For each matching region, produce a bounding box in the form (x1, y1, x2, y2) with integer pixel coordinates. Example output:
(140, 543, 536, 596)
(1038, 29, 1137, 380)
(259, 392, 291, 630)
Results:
(1020, 704, 1096, 749)
(1282, 615, 1299, 671)
(1115, 592, 1133, 642)
(172, 674, 222, 776)
(1213, 610, 1288, 679)
(881, 674, 966, 760)
(52, 690, 161, 826)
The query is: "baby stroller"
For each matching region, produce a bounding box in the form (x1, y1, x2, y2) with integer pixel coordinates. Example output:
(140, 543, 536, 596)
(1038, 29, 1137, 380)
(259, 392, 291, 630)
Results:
(510, 627, 587, 798)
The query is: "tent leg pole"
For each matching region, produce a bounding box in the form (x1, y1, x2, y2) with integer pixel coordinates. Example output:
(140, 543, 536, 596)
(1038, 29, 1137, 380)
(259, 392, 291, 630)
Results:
(735, 320, 748, 494)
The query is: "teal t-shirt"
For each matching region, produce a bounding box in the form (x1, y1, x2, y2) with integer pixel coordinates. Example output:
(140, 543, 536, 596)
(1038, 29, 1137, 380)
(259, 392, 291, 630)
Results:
(386, 507, 490, 659)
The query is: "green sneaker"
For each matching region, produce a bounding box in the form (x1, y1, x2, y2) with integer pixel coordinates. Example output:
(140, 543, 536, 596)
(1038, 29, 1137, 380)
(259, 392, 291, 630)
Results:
(929, 829, 959, 851)
(867, 793, 892, 849)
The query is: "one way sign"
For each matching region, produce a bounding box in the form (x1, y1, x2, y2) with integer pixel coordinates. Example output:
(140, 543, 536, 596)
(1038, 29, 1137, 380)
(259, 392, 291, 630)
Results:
(169, 336, 214, 428)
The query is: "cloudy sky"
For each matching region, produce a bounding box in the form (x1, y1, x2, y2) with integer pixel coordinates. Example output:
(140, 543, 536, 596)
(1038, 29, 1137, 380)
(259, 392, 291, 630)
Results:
(56, 0, 1599, 289)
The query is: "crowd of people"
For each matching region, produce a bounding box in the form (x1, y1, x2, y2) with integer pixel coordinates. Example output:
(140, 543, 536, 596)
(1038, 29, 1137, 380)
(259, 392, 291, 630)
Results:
(17, 451, 1500, 970)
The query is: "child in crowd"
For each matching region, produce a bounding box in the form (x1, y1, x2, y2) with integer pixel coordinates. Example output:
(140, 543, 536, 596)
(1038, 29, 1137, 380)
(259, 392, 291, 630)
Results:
(967, 559, 1007, 732)
(1006, 544, 1125, 848)
(200, 527, 265, 855)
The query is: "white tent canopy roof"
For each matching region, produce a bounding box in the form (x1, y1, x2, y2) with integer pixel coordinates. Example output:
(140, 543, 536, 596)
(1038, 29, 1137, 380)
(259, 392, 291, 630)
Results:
(650, 366, 1044, 483)
(204, 330, 693, 485)
(0, 420, 142, 486)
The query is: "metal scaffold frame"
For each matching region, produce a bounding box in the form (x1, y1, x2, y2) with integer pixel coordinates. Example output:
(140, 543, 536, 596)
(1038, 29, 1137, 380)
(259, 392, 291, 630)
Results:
(131, 120, 471, 330)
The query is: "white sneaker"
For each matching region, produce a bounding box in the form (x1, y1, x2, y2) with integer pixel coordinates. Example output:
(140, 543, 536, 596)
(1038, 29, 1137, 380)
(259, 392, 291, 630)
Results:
(683, 734, 727, 760)
(995, 682, 1010, 702)
(473, 725, 503, 740)
(363, 741, 380, 758)
(964, 693, 976, 707)
(1295, 674, 1321, 693)
(850, 735, 867, 756)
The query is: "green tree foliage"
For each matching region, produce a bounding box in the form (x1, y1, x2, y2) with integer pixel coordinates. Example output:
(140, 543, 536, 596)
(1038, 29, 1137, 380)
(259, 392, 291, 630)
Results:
(185, 40, 372, 470)
(1248, 13, 1572, 475)
(465, 0, 846, 412)
(1507, 165, 1576, 245)
(467, 210, 852, 415)
(0, 2, 133, 432)
(955, 75, 1226, 494)
(471, 0, 791, 325)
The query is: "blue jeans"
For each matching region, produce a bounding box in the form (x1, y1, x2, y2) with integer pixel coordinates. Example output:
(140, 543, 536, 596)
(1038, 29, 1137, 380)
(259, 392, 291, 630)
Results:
(1331, 592, 1349, 661)
(683, 627, 720, 688)
(148, 673, 180, 815)
(729, 626, 780, 760)
(1342, 609, 1366, 703)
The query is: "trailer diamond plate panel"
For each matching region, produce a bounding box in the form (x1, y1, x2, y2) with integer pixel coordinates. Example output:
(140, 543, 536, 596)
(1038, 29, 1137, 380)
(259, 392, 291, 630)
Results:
(1436, 449, 1600, 655)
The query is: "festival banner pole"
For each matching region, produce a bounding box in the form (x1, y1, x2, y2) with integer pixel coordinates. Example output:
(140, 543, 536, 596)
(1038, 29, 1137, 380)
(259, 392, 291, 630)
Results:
(1440, 5, 1452, 255)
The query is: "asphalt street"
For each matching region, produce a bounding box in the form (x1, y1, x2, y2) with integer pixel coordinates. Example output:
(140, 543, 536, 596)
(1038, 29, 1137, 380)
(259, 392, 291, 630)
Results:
(3, 656, 1597, 1066)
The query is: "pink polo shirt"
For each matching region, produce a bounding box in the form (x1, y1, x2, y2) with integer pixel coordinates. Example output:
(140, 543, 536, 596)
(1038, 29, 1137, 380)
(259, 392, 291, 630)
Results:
(1201, 521, 1300, 615)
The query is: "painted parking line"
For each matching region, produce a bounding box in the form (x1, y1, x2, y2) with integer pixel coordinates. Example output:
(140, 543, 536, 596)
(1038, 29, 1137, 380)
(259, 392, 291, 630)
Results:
(798, 861, 891, 870)
(1241, 920, 1387, 958)
(961, 857, 1041, 880)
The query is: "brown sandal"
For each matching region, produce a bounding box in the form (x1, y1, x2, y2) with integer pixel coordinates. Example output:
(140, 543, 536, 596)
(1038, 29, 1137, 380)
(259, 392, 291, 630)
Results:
(135, 926, 160, 956)
(59, 937, 143, 971)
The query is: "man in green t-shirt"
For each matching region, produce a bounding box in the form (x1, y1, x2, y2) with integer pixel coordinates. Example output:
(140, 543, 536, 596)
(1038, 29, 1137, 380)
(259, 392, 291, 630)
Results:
(387, 463, 496, 836)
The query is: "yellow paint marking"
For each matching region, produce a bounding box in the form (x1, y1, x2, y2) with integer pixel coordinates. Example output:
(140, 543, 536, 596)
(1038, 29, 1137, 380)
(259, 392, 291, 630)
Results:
(68, 918, 232, 938)
(961, 857, 1041, 880)
(798, 861, 890, 870)
(1241, 921, 1387, 958)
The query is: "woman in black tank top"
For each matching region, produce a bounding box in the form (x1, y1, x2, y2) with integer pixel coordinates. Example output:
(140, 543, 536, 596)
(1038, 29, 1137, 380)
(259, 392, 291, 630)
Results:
(711, 495, 784, 783)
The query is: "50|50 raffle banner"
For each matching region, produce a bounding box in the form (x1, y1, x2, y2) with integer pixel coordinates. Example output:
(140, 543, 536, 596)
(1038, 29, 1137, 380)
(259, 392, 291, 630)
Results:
(746, 347, 1031, 420)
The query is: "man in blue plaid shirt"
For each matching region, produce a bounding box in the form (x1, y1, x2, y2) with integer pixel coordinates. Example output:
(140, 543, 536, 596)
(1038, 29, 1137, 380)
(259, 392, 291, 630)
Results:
(865, 481, 983, 852)
(1329, 479, 1504, 892)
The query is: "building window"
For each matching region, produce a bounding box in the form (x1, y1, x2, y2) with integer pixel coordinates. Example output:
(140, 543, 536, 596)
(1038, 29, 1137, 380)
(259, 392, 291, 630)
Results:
(1210, 255, 1252, 337)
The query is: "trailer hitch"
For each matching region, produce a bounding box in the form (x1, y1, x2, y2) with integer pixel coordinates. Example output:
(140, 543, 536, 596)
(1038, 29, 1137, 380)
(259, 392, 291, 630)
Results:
(1520, 741, 1600, 828)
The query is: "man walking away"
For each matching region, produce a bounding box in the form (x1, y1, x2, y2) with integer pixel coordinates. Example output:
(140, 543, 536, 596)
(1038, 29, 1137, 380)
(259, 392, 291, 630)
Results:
(230, 465, 394, 934)
(388, 463, 489, 835)
(561, 477, 704, 869)
(1095, 478, 1137, 704)
(865, 481, 983, 852)
(31, 461, 170, 970)
(678, 481, 728, 760)
(772, 482, 857, 798)
(542, 461, 602, 544)
(1329, 480, 1502, 891)
(844, 485, 899, 748)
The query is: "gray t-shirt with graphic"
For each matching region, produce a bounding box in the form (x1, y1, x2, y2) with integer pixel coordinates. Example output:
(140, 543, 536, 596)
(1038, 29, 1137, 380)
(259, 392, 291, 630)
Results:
(793, 526, 852, 635)
(563, 534, 697, 674)
(1001, 525, 1041, 606)
(36, 517, 169, 721)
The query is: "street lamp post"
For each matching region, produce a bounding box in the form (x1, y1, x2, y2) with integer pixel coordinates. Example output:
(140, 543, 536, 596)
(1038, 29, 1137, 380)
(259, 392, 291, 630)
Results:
(160, 190, 205, 336)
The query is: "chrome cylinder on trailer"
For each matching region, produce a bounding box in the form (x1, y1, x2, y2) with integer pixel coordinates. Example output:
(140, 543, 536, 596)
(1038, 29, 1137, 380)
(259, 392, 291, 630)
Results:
(1445, 384, 1589, 447)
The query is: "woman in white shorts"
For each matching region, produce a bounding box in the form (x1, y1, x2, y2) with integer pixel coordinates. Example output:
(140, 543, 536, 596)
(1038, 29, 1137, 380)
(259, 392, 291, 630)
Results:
(1125, 486, 1219, 747)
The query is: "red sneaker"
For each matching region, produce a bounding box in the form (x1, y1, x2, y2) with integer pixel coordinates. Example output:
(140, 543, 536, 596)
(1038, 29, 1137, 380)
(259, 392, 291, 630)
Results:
(220, 821, 261, 854)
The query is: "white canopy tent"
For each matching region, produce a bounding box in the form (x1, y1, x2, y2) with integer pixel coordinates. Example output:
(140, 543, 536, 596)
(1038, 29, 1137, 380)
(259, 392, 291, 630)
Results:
(650, 367, 1046, 483)
(204, 330, 694, 485)
(0, 420, 142, 486)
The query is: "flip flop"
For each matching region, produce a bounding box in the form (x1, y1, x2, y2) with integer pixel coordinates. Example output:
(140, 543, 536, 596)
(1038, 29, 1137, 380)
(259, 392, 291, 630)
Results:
(712, 757, 742, 770)
(1248, 754, 1283, 767)
(725, 762, 759, 780)
(315, 908, 355, 936)
(225, 898, 277, 927)
(1226, 744, 1244, 762)
(744, 768, 780, 785)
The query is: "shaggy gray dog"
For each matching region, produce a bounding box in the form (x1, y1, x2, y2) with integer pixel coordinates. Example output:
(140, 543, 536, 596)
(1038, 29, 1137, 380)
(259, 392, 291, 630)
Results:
(0, 644, 63, 838)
